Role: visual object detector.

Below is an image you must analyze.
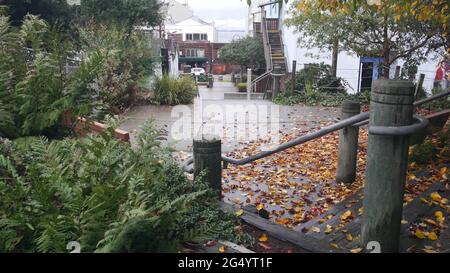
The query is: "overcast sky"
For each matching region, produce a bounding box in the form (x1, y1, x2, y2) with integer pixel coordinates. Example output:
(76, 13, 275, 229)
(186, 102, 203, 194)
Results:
(177, 0, 249, 30)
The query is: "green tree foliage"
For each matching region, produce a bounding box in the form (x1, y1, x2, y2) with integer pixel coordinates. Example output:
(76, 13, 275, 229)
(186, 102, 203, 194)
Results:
(0, 121, 251, 252)
(0, 15, 107, 139)
(77, 0, 163, 31)
(1, 0, 73, 29)
(219, 36, 265, 72)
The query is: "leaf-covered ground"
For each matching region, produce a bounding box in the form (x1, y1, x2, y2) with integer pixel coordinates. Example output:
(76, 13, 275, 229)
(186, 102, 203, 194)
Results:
(223, 121, 449, 233)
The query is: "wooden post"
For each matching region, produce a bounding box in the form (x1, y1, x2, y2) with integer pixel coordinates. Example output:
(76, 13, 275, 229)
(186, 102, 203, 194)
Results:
(394, 66, 401, 79)
(291, 60, 297, 95)
(336, 101, 361, 184)
(362, 80, 415, 253)
(272, 74, 281, 99)
(414, 73, 425, 100)
(193, 136, 222, 199)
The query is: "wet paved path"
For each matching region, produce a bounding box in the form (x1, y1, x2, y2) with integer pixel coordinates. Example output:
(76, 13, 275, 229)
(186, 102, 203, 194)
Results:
(119, 76, 339, 154)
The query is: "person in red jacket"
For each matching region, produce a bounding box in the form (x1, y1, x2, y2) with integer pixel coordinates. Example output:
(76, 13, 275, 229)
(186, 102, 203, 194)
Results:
(435, 55, 449, 90)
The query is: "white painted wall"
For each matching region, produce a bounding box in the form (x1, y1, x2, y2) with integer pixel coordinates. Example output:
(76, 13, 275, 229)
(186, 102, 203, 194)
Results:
(166, 17, 218, 42)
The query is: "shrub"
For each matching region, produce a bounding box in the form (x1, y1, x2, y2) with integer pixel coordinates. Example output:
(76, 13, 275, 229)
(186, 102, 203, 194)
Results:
(0, 121, 251, 252)
(78, 23, 157, 112)
(153, 75, 197, 105)
(409, 141, 434, 164)
(237, 83, 247, 92)
(290, 63, 347, 93)
(0, 15, 107, 139)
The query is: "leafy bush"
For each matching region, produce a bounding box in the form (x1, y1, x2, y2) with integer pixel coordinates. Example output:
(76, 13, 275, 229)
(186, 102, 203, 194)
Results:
(290, 63, 347, 93)
(274, 85, 371, 107)
(78, 23, 156, 112)
(409, 140, 434, 164)
(426, 88, 450, 112)
(237, 83, 247, 92)
(0, 15, 107, 139)
(153, 75, 198, 105)
(0, 121, 250, 252)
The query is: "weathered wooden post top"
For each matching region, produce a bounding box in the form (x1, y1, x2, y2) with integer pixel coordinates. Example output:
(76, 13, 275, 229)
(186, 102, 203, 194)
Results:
(336, 100, 361, 184)
(362, 79, 417, 253)
(193, 135, 222, 199)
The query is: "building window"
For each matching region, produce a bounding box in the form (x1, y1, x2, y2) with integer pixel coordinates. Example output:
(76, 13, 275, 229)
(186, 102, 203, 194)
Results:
(186, 33, 208, 41)
(186, 48, 205, 57)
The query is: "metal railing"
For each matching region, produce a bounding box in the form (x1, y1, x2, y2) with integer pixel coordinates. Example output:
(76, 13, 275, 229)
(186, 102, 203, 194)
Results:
(183, 89, 450, 173)
(220, 89, 450, 167)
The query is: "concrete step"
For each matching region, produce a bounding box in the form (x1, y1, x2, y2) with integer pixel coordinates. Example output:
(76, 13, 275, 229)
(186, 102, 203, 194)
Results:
(224, 92, 265, 100)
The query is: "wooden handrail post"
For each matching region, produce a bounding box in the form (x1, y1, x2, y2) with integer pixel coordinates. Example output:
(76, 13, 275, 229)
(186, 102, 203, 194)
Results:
(362, 80, 415, 253)
(193, 136, 222, 199)
(336, 101, 361, 184)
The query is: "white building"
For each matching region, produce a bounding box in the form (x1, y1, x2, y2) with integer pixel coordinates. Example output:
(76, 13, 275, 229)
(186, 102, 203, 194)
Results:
(247, 1, 440, 93)
(165, 16, 218, 43)
(163, 0, 194, 24)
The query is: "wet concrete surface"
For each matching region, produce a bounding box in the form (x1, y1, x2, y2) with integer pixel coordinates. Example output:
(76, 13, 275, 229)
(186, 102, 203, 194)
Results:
(119, 79, 339, 155)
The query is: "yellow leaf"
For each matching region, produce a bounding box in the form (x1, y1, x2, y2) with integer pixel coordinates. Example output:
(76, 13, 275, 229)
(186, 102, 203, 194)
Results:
(324, 225, 333, 234)
(422, 248, 438, 253)
(259, 233, 269, 242)
(311, 226, 321, 233)
(256, 204, 264, 211)
(440, 167, 448, 176)
(431, 192, 442, 202)
(435, 211, 445, 222)
(219, 246, 226, 253)
(415, 229, 426, 239)
(346, 233, 353, 241)
(235, 209, 244, 217)
(330, 243, 339, 249)
(401, 220, 408, 225)
(340, 210, 352, 221)
(350, 248, 363, 253)
(428, 232, 438, 241)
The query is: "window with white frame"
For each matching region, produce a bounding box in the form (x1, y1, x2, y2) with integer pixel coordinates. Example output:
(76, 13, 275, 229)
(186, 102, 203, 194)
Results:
(186, 48, 205, 57)
(185, 33, 208, 41)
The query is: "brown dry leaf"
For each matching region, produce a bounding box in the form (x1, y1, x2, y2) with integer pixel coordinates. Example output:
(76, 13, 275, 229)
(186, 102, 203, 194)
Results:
(440, 167, 448, 176)
(330, 243, 339, 249)
(350, 248, 363, 253)
(256, 204, 264, 211)
(259, 233, 269, 242)
(219, 246, 226, 253)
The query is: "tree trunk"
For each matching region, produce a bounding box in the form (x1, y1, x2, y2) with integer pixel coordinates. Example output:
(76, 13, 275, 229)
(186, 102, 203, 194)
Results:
(380, 15, 390, 79)
(331, 38, 339, 77)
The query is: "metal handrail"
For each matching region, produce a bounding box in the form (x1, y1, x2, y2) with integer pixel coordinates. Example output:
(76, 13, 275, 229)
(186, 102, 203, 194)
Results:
(221, 89, 450, 167)
(353, 89, 450, 127)
(183, 89, 450, 173)
(250, 9, 273, 93)
(221, 112, 370, 166)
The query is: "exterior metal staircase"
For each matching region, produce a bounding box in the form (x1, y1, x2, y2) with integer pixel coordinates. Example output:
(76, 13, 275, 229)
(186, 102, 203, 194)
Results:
(250, 3, 287, 95)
